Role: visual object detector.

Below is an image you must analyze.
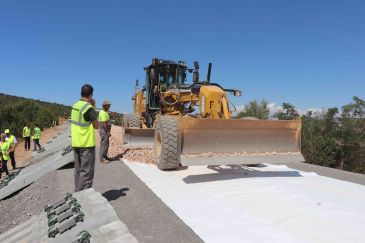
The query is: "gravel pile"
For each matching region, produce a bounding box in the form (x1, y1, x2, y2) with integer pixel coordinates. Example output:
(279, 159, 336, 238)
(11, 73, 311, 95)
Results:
(122, 146, 156, 164)
(0, 170, 64, 234)
(182, 151, 301, 157)
(96, 125, 156, 164)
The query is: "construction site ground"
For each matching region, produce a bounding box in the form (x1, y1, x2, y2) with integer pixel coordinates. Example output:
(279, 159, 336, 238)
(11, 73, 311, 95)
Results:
(0, 124, 202, 242)
(1, 123, 365, 242)
(8, 118, 68, 171)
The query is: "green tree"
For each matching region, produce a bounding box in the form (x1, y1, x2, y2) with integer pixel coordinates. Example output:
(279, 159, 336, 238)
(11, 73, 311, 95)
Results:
(274, 102, 299, 120)
(342, 96, 365, 119)
(0, 93, 70, 139)
(324, 107, 339, 137)
(310, 136, 341, 168)
(339, 96, 365, 173)
(283, 97, 365, 173)
(236, 99, 269, 119)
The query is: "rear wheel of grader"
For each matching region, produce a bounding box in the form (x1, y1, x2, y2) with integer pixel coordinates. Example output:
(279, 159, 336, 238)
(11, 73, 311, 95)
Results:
(128, 113, 141, 127)
(155, 115, 181, 170)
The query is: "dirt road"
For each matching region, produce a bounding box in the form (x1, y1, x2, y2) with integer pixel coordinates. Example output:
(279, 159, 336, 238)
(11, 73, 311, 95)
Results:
(9, 119, 68, 169)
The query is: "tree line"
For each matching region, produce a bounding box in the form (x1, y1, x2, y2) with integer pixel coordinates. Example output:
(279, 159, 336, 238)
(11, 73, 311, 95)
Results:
(1, 92, 364, 174)
(0, 93, 70, 139)
(236, 97, 365, 174)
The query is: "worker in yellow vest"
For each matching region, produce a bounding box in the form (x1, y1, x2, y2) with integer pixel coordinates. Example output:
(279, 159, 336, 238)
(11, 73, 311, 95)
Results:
(98, 100, 112, 163)
(0, 133, 10, 178)
(23, 125, 31, 151)
(5, 129, 17, 170)
(32, 125, 44, 152)
(71, 84, 99, 192)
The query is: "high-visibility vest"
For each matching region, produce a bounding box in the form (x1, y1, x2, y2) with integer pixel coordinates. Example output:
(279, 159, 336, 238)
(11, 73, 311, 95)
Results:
(1, 141, 10, 161)
(98, 109, 112, 131)
(98, 110, 110, 122)
(23, 127, 31, 137)
(8, 135, 16, 148)
(71, 100, 96, 148)
(33, 127, 41, 139)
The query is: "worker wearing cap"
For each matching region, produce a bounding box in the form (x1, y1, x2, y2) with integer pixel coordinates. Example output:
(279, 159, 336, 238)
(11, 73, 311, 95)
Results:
(98, 100, 112, 163)
(23, 125, 31, 151)
(71, 84, 99, 192)
(32, 125, 44, 152)
(5, 129, 17, 170)
(0, 133, 10, 178)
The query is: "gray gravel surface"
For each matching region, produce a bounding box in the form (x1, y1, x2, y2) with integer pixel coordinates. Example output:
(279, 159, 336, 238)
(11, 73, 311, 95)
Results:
(0, 170, 67, 234)
(57, 159, 203, 243)
(0, 154, 203, 243)
(285, 161, 365, 186)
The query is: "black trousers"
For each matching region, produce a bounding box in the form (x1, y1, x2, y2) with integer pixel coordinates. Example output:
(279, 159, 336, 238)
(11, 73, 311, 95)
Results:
(9, 151, 16, 169)
(33, 139, 42, 151)
(1, 160, 9, 178)
(24, 136, 31, 150)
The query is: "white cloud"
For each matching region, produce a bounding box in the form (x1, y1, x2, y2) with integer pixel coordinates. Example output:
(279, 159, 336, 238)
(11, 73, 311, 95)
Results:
(235, 105, 245, 113)
(297, 108, 325, 116)
(267, 102, 284, 117)
(235, 102, 325, 118)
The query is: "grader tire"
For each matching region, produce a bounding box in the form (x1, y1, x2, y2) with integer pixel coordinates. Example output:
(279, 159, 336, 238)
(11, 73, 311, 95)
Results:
(122, 114, 129, 128)
(155, 116, 181, 170)
(128, 113, 141, 128)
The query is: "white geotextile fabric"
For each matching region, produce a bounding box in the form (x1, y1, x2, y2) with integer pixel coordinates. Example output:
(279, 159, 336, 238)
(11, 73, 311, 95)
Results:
(124, 161, 365, 243)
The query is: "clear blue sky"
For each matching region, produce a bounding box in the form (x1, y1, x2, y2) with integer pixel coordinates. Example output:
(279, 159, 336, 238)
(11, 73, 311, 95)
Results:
(0, 0, 364, 113)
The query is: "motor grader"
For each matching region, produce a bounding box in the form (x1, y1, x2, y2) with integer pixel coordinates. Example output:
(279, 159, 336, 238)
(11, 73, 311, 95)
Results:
(124, 58, 303, 170)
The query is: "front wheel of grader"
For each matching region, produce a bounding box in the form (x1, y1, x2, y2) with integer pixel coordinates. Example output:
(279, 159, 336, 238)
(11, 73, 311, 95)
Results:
(155, 116, 181, 170)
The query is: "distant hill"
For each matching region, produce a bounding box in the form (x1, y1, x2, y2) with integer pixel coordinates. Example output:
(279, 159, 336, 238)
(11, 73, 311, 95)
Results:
(0, 93, 71, 139)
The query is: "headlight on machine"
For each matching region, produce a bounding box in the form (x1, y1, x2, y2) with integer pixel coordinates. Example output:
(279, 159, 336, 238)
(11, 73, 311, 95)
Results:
(234, 90, 242, 97)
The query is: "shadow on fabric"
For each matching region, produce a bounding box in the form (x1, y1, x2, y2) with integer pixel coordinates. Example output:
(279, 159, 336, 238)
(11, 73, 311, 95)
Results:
(183, 164, 302, 184)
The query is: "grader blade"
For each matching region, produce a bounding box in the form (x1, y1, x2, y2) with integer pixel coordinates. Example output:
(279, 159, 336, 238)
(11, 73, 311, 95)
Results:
(123, 128, 155, 147)
(178, 118, 304, 166)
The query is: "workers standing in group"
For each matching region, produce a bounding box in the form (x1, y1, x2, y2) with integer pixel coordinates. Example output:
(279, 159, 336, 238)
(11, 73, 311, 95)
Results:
(71, 84, 99, 192)
(5, 129, 17, 170)
(99, 100, 112, 163)
(0, 133, 10, 179)
(33, 125, 44, 152)
(23, 125, 31, 151)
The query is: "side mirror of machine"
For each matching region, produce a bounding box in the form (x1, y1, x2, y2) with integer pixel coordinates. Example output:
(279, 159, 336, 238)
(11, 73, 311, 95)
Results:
(136, 79, 139, 87)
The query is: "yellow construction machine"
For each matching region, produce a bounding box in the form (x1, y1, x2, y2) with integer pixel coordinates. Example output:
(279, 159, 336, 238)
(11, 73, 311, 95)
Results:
(124, 58, 303, 170)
